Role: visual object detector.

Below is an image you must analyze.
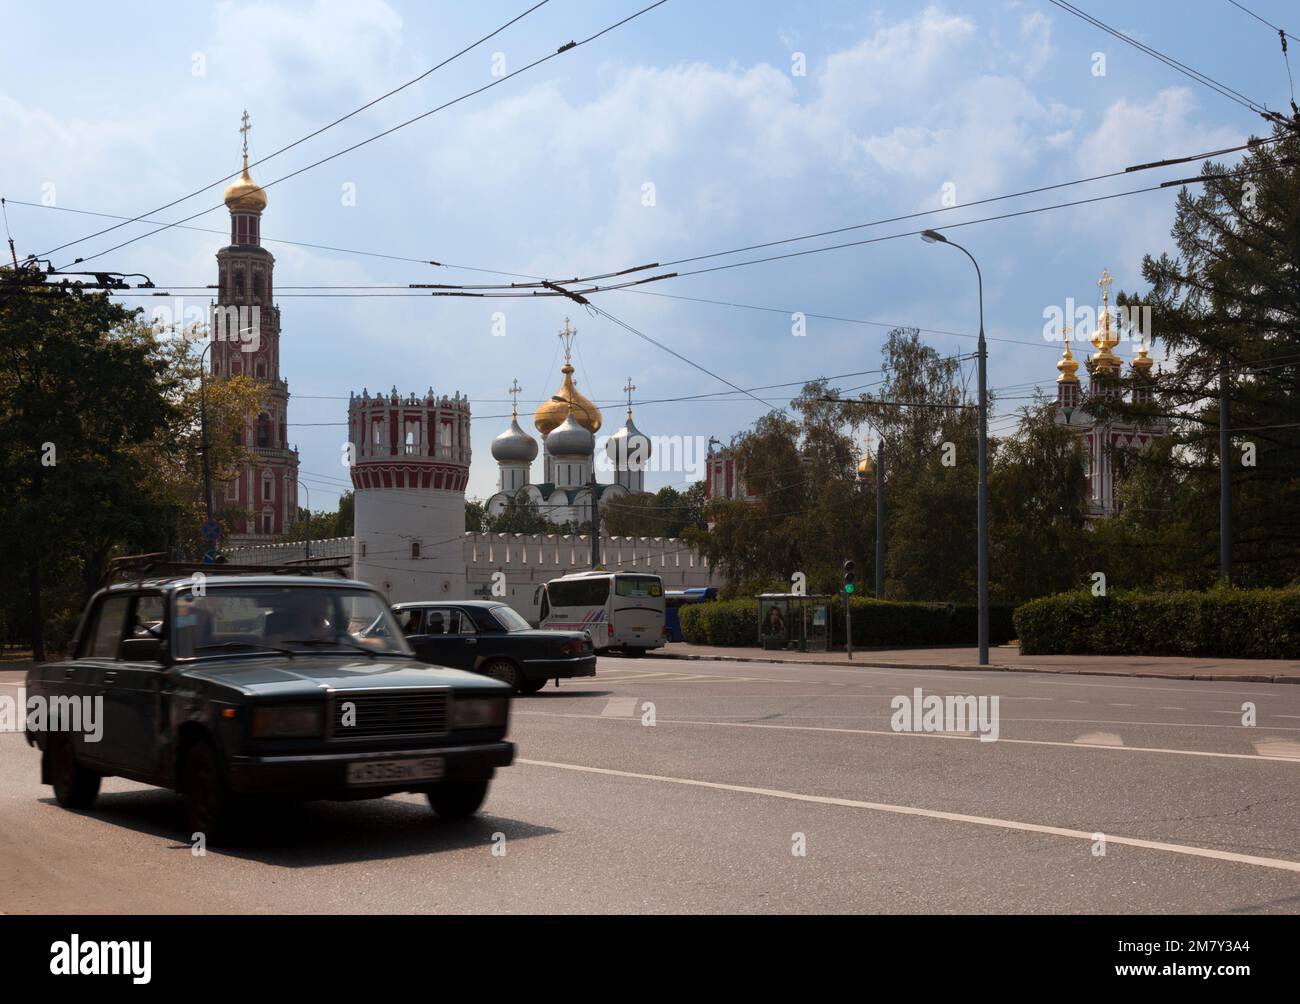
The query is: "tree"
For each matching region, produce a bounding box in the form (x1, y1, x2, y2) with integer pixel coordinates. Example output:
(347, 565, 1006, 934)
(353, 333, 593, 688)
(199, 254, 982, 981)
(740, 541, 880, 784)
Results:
(488, 491, 551, 534)
(0, 281, 176, 657)
(1096, 126, 1300, 587)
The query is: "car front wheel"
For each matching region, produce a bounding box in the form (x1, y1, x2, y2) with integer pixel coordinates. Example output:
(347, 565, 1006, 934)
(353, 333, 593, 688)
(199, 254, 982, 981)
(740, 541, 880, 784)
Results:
(518, 675, 548, 695)
(426, 780, 489, 819)
(47, 735, 101, 809)
(182, 740, 242, 842)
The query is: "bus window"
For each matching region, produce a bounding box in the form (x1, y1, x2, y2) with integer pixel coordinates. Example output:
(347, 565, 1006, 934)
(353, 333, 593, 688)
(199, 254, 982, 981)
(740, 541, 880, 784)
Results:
(615, 576, 663, 598)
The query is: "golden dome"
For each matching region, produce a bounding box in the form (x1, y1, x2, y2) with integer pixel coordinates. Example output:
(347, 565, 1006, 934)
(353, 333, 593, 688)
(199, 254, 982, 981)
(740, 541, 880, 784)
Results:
(1131, 342, 1154, 374)
(534, 363, 602, 435)
(224, 110, 267, 213)
(1056, 336, 1080, 383)
(856, 436, 875, 479)
(1089, 267, 1123, 376)
(224, 164, 267, 214)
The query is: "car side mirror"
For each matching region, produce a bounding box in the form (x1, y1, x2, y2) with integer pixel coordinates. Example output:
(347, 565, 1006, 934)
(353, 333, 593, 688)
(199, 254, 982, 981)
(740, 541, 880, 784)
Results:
(120, 637, 164, 662)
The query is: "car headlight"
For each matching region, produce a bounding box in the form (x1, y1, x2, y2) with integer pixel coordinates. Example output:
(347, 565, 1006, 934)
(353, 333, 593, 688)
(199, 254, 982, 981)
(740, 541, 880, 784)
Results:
(450, 696, 509, 729)
(251, 704, 324, 738)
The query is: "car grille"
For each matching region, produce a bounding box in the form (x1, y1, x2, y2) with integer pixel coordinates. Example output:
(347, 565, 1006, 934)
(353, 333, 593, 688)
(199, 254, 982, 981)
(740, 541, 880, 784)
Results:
(330, 690, 449, 740)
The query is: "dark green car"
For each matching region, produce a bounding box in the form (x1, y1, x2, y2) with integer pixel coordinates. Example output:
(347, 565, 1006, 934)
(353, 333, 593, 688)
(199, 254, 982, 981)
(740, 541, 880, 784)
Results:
(24, 573, 514, 841)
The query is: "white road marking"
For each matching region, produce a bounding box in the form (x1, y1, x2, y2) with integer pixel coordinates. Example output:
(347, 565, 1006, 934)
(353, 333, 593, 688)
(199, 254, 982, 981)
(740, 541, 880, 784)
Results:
(600, 697, 638, 718)
(1074, 731, 1124, 747)
(518, 757, 1300, 874)
(516, 710, 1300, 763)
(1253, 738, 1300, 760)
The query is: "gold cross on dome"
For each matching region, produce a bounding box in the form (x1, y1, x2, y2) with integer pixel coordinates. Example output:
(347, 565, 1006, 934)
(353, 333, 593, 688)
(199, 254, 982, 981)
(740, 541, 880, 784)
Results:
(559, 318, 576, 364)
(508, 378, 522, 415)
(240, 110, 251, 159)
(1098, 267, 1113, 296)
(623, 377, 636, 415)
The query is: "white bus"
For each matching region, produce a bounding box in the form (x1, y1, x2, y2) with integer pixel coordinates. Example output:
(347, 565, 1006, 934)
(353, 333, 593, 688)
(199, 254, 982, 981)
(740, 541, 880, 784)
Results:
(537, 570, 666, 655)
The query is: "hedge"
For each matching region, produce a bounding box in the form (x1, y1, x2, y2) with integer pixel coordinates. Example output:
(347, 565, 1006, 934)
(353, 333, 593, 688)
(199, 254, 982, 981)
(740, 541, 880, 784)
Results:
(1013, 588, 1300, 659)
(678, 597, 1015, 648)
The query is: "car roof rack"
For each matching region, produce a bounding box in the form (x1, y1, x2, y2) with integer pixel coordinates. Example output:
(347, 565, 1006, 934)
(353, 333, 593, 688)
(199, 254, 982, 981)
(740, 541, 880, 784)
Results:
(103, 552, 353, 587)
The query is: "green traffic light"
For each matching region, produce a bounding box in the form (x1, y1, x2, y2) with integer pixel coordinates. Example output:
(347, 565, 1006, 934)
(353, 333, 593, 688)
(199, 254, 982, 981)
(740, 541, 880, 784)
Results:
(845, 583, 855, 594)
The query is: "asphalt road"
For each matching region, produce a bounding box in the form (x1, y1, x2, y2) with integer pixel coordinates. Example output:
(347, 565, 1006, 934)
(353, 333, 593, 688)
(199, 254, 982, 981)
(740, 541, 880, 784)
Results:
(2, 657, 1299, 914)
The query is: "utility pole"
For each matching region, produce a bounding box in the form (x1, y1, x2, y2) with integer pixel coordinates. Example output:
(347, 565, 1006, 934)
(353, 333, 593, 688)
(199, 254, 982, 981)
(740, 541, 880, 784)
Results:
(1220, 352, 1232, 584)
(296, 478, 312, 562)
(590, 480, 601, 568)
(875, 438, 885, 599)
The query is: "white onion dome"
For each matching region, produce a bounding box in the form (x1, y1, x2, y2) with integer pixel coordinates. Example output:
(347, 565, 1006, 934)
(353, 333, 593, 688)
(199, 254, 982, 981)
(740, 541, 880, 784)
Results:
(546, 411, 595, 457)
(491, 416, 538, 463)
(606, 412, 652, 469)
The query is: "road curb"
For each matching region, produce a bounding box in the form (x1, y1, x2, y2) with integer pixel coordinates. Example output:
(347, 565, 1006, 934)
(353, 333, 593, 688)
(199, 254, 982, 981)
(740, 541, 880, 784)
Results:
(646, 650, 1300, 684)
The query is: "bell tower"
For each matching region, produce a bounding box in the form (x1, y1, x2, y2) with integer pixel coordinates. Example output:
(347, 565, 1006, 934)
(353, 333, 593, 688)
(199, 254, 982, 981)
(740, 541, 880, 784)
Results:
(212, 110, 299, 542)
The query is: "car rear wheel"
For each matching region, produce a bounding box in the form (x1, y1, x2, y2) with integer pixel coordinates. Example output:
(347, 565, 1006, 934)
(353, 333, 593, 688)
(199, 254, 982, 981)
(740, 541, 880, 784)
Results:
(426, 780, 489, 819)
(518, 676, 548, 696)
(47, 735, 100, 809)
(623, 647, 645, 658)
(482, 659, 519, 692)
(183, 740, 242, 842)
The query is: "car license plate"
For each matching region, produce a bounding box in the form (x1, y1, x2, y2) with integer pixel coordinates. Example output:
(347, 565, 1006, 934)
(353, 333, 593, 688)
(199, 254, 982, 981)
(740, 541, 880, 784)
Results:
(346, 757, 444, 786)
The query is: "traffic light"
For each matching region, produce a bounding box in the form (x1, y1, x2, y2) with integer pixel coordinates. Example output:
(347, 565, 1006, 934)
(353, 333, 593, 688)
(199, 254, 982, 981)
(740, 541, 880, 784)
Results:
(843, 559, 856, 594)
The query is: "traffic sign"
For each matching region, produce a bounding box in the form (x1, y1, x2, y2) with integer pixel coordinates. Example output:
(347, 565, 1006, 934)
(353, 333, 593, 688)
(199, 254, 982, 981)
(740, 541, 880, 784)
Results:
(202, 549, 221, 564)
(201, 519, 222, 542)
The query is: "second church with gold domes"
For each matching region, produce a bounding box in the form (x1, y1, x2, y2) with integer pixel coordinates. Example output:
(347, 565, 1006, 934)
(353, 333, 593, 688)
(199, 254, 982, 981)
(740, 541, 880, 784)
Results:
(485, 320, 652, 526)
(1053, 268, 1165, 520)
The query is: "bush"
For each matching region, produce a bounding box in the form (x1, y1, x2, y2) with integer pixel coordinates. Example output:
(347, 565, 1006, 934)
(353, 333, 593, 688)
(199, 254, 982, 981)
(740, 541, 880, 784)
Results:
(678, 596, 1016, 648)
(1013, 587, 1300, 658)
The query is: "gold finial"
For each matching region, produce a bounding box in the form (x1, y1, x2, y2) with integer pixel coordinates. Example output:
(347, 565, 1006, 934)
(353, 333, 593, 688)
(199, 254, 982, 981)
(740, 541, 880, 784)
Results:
(1132, 340, 1154, 374)
(223, 109, 267, 213)
(623, 377, 636, 418)
(1057, 324, 1080, 383)
(857, 432, 875, 479)
(1090, 267, 1122, 375)
(240, 109, 251, 174)
(508, 378, 522, 418)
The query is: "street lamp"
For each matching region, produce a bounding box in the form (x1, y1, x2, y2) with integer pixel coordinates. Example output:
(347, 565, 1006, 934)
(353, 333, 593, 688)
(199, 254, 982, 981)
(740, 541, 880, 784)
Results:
(921, 229, 990, 666)
(296, 478, 312, 561)
(198, 339, 217, 523)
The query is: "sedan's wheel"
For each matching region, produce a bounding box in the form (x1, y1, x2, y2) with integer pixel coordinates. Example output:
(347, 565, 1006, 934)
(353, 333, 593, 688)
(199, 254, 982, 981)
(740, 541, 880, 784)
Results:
(518, 675, 548, 696)
(183, 741, 241, 842)
(482, 659, 519, 692)
(47, 735, 100, 809)
(426, 780, 489, 820)
(623, 647, 645, 658)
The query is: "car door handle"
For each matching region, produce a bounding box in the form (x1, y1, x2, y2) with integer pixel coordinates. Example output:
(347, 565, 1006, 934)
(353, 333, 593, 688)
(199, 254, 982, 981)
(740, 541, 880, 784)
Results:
(64, 668, 76, 681)
(464, 638, 477, 644)
(103, 670, 119, 684)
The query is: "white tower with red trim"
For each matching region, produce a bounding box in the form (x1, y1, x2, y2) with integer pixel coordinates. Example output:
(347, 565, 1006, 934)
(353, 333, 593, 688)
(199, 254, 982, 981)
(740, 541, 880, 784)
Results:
(349, 386, 471, 602)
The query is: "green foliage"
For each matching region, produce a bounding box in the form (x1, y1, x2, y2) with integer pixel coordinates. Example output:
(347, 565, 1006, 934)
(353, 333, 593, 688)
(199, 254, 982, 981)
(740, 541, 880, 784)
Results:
(1014, 587, 1300, 658)
(679, 597, 1015, 648)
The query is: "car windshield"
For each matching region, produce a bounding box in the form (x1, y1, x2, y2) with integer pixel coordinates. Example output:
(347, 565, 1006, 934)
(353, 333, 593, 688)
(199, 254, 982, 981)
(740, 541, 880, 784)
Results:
(491, 605, 533, 632)
(172, 585, 413, 659)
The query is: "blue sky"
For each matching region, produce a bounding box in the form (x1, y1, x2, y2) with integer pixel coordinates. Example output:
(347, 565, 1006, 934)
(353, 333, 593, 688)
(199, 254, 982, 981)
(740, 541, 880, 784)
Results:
(3, 0, 1293, 508)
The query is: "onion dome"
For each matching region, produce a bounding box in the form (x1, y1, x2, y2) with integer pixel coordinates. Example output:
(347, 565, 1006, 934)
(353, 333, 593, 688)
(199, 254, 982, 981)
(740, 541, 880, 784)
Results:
(546, 410, 595, 457)
(224, 165, 267, 214)
(1057, 337, 1080, 383)
(606, 409, 651, 468)
(1131, 342, 1154, 376)
(534, 363, 602, 435)
(1089, 268, 1123, 377)
(856, 436, 875, 480)
(224, 111, 267, 213)
(492, 416, 538, 463)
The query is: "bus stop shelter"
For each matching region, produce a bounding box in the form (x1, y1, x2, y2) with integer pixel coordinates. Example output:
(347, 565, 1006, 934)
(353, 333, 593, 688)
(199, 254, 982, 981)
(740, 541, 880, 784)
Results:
(756, 593, 834, 652)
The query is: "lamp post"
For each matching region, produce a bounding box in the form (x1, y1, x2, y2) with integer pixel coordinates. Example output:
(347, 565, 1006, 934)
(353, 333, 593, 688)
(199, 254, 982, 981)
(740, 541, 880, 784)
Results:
(921, 229, 990, 666)
(296, 478, 312, 561)
(198, 339, 216, 523)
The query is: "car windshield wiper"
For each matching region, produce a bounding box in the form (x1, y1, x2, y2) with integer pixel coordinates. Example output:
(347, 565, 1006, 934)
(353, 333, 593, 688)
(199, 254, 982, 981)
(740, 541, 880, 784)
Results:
(194, 642, 297, 658)
(280, 637, 385, 659)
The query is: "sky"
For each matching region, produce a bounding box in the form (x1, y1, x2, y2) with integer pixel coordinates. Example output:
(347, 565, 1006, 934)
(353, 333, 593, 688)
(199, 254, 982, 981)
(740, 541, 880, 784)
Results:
(3, 0, 1295, 509)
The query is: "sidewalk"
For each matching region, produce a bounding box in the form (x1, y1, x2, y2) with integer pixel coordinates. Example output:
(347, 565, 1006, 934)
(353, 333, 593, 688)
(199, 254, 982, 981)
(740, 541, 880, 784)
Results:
(648, 643, 1300, 684)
